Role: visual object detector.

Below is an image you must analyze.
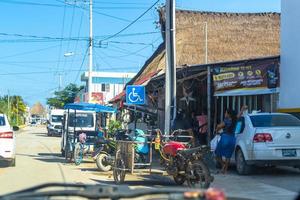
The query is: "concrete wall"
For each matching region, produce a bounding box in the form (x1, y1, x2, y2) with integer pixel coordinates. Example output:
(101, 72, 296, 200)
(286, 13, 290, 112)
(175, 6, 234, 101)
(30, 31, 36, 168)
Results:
(279, 0, 300, 109)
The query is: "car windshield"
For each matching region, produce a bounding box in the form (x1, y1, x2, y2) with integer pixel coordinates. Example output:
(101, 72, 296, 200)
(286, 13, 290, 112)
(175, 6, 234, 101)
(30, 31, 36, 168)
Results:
(68, 113, 94, 128)
(0, 116, 6, 126)
(250, 114, 300, 127)
(51, 115, 63, 123)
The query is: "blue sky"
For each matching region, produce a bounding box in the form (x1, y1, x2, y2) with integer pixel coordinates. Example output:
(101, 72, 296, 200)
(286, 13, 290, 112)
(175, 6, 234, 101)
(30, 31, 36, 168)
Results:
(0, 0, 280, 106)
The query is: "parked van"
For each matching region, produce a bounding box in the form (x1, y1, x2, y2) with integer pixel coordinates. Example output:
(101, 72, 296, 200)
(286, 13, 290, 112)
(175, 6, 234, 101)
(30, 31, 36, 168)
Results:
(47, 109, 64, 136)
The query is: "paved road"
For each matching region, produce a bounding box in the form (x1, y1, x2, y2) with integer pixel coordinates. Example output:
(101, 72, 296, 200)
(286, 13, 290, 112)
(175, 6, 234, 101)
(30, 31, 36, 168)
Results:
(0, 126, 299, 200)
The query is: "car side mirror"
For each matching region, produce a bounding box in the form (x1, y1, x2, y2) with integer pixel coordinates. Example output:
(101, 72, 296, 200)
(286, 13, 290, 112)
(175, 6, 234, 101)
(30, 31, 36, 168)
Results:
(13, 126, 19, 131)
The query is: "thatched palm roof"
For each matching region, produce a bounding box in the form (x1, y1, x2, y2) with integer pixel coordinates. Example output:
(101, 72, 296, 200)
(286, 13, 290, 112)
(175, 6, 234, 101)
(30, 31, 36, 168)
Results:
(30, 102, 45, 116)
(129, 9, 280, 85)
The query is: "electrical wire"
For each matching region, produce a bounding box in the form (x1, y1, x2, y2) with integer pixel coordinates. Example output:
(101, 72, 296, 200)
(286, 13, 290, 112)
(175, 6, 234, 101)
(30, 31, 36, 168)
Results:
(100, 0, 160, 42)
(55, 0, 131, 22)
(74, 47, 89, 83)
(0, 0, 150, 10)
(0, 0, 63, 8)
(54, 3, 67, 78)
(0, 45, 60, 60)
(108, 44, 149, 58)
(0, 32, 86, 41)
(0, 31, 160, 43)
(69, 10, 84, 75)
(62, 3, 76, 74)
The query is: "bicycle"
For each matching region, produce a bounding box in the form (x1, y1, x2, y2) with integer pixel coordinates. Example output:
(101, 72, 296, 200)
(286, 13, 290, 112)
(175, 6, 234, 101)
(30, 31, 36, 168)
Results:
(73, 132, 87, 166)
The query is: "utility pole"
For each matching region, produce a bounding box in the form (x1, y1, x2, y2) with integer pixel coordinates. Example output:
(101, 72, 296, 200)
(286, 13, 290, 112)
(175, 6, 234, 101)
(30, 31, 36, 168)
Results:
(88, 0, 93, 103)
(164, 0, 176, 135)
(205, 22, 212, 144)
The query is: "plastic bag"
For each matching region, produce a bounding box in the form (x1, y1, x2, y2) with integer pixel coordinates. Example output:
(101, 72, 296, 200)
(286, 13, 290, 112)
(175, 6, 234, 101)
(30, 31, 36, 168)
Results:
(210, 134, 221, 151)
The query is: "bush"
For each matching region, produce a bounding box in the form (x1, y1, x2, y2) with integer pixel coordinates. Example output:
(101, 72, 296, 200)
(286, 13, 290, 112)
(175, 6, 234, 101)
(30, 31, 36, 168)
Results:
(108, 120, 122, 137)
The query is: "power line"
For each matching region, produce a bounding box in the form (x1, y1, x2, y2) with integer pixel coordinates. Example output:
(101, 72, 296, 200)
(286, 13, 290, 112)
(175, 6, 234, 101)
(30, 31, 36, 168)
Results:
(100, 0, 160, 42)
(0, 32, 86, 41)
(62, 3, 76, 74)
(0, 0, 150, 9)
(0, 31, 160, 42)
(0, 0, 63, 8)
(74, 47, 89, 83)
(69, 10, 84, 76)
(93, 1, 154, 6)
(108, 44, 150, 58)
(55, 4, 67, 76)
(0, 45, 60, 60)
(55, 0, 131, 22)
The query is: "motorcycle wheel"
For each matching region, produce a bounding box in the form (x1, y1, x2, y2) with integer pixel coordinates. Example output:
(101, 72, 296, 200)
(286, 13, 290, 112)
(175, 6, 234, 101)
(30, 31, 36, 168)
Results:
(113, 152, 126, 184)
(74, 143, 83, 166)
(96, 153, 112, 172)
(186, 161, 212, 189)
(173, 174, 185, 185)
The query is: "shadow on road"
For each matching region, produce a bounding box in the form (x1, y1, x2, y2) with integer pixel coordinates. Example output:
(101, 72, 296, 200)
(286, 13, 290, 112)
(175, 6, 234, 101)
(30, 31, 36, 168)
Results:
(91, 175, 178, 187)
(38, 153, 62, 157)
(35, 158, 66, 163)
(79, 168, 99, 172)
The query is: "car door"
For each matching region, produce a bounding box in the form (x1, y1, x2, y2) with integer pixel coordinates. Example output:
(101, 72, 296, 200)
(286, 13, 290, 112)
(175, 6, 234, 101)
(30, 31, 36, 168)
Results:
(231, 117, 246, 161)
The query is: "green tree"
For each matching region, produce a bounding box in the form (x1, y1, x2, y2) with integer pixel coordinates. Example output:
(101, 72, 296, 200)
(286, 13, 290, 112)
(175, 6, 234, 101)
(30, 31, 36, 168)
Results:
(108, 120, 122, 137)
(47, 83, 83, 109)
(0, 95, 27, 126)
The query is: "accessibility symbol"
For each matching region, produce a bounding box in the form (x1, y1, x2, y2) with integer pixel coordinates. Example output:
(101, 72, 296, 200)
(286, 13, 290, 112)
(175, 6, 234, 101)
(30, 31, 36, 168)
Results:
(126, 85, 146, 105)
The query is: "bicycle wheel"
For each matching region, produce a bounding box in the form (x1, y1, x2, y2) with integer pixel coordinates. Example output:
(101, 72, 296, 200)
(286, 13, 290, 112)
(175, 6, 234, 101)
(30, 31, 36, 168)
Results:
(113, 151, 126, 184)
(186, 160, 213, 189)
(65, 141, 73, 163)
(74, 143, 83, 166)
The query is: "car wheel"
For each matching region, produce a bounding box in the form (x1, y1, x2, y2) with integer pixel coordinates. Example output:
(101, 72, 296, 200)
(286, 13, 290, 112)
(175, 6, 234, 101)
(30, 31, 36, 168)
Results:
(61, 149, 65, 157)
(235, 149, 252, 175)
(10, 158, 16, 167)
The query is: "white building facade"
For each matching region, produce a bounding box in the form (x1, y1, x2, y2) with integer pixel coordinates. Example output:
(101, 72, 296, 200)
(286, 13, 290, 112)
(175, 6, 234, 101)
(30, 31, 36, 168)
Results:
(279, 0, 300, 112)
(79, 71, 136, 104)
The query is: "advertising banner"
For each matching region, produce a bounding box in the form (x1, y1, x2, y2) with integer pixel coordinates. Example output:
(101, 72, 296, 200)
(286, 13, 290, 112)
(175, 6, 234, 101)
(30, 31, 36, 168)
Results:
(90, 92, 104, 104)
(212, 61, 279, 96)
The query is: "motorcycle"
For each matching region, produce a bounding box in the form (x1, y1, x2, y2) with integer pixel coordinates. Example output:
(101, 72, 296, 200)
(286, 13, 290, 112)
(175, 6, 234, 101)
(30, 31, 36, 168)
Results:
(94, 129, 149, 172)
(154, 129, 214, 188)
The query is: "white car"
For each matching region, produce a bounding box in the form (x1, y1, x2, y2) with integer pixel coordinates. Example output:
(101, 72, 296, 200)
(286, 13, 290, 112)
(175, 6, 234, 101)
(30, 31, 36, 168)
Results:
(0, 114, 16, 166)
(234, 112, 300, 175)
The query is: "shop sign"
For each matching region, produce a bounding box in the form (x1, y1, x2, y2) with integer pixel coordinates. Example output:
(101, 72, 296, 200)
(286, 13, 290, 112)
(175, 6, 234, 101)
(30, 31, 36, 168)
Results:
(212, 61, 279, 96)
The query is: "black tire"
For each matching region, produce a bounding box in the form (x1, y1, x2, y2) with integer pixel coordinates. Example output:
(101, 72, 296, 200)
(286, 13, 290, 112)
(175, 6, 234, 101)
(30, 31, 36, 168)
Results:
(61, 149, 65, 157)
(96, 153, 112, 172)
(186, 161, 212, 189)
(10, 158, 16, 167)
(235, 148, 252, 175)
(73, 143, 83, 166)
(113, 152, 126, 184)
(173, 174, 185, 185)
(65, 142, 73, 163)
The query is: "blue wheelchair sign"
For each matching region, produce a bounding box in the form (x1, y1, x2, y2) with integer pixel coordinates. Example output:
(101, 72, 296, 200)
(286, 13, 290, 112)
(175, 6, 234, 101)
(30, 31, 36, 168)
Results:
(126, 85, 145, 105)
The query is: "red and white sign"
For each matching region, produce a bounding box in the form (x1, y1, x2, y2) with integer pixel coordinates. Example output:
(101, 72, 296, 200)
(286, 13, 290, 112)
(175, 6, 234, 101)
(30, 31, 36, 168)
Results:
(91, 92, 104, 105)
